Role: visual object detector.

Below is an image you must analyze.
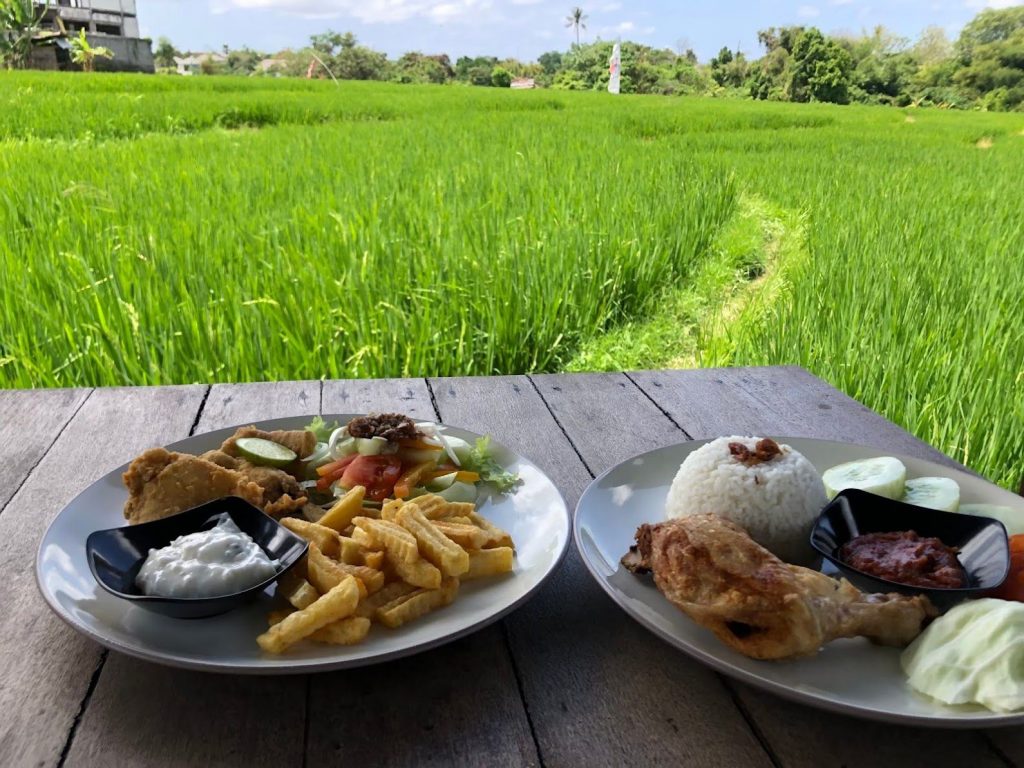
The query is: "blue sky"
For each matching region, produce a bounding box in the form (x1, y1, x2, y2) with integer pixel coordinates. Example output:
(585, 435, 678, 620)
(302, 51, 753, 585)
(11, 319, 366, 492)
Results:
(138, 0, 1022, 62)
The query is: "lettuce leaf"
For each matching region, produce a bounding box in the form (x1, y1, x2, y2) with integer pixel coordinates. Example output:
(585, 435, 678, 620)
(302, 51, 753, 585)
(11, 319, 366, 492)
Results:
(465, 436, 520, 493)
(306, 415, 340, 443)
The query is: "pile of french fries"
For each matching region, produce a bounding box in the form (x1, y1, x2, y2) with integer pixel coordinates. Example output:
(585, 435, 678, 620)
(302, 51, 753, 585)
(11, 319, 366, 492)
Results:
(256, 486, 515, 654)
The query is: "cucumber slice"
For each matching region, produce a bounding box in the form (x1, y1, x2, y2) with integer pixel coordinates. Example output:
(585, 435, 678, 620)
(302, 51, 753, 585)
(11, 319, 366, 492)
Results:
(355, 436, 389, 456)
(960, 504, 1024, 536)
(234, 437, 298, 468)
(822, 456, 907, 499)
(901, 477, 960, 512)
(437, 481, 478, 504)
(425, 472, 458, 492)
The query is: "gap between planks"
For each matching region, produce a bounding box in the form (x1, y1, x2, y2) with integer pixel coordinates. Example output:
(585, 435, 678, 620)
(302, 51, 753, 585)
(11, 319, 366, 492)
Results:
(424, 377, 546, 768)
(54, 385, 214, 766)
(0, 389, 94, 523)
(525, 371, 788, 768)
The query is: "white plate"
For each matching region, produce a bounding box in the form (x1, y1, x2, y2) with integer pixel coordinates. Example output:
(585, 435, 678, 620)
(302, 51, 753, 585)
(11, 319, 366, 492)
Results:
(37, 416, 570, 674)
(574, 437, 1024, 727)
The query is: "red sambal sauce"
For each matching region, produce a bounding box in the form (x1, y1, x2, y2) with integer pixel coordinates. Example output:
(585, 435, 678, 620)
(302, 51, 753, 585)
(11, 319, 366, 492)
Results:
(838, 530, 966, 589)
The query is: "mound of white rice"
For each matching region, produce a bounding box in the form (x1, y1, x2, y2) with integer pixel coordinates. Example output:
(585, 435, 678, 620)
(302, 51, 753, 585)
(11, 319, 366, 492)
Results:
(665, 436, 826, 566)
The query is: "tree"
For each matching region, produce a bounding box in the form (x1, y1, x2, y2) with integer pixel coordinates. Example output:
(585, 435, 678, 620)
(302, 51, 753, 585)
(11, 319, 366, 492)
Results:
(953, 9, 1024, 110)
(914, 25, 952, 68)
(0, 0, 49, 69)
(307, 30, 389, 81)
(226, 46, 265, 76)
(154, 36, 179, 69)
(69, 29, 113, 73)
(789, 28, 852, 103)
(491, 65, 512, 88)
(565, 6, 587, 46)
(538, 50, 562, 76)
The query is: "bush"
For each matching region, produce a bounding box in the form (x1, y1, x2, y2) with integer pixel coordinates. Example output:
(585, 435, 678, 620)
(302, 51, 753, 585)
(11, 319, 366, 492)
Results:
(491, 66, 512, 88)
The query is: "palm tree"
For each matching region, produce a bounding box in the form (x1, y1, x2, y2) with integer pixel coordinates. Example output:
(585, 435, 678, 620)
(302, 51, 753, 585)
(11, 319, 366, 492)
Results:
(0, 0, 49, 69)
(69, 28, 113, 73)
(565, 6, 587, 47)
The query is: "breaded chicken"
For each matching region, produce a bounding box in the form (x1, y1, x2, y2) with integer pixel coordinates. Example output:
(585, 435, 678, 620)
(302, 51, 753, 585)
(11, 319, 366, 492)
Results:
(220, 426, 315, 462)
(623, 514, 935, 660)
(198, 449, 306, 510)
(122, 448, 264, 525)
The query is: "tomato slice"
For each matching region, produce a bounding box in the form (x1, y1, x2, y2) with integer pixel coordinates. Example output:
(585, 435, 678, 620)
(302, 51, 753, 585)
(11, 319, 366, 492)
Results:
(992, 534, 1024, 602)
(315, 455, 358, 492)
(341, 454, 402, 501)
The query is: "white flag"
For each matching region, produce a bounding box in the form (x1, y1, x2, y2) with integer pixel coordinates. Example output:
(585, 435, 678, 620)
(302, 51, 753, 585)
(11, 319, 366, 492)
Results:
(608, 42, 621, 95)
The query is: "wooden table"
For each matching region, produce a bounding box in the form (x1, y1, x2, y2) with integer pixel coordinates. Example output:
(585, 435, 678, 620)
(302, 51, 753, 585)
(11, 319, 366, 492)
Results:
(2, 367, 1021, 768)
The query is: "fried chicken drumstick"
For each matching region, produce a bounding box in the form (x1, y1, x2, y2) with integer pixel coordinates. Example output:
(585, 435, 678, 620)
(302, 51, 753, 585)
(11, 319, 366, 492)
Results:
(622, 514, 936, 660)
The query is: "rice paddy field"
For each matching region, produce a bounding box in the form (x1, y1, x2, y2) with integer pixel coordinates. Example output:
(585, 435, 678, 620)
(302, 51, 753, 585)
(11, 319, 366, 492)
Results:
(1, 72, 1022, 488)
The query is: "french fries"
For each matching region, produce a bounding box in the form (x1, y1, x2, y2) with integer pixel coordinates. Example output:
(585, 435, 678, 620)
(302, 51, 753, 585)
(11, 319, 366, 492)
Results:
(308, 543, 369, 598)
(354, 581, 417, 618)
(395, 505, 469, 577)
(261, 494, 516, 653)
(353, 517, 419, 562)
(267, 610, 372, 646)
(257, 575, 359, 654)
(276, 568, 320, 610)
(376, 578, 460, 628)
(317, 486, 366, 532)
(464, 547, 515, 580)
(387, 550, 443, 589)
(280, 517, 341, 558)
(431, 520, 490, 550)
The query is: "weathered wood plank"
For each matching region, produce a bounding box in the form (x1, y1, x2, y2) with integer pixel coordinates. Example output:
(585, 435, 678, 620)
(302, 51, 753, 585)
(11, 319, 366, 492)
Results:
(64, 381, 316, 768)
(322, 377, 434, 419)
(629, 366, 957, 467)
(202, 380, 321, 425)
(307, 377, 540, 768)
(628, 367, 1005, 768)
(431, 374, 772, 768)
(0, 386, 205, 768)
(0, 388, 91, 512)
(310, 625, 539, 768)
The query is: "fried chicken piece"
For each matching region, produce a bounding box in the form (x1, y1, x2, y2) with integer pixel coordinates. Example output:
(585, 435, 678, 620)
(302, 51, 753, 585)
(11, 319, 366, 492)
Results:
(122, 448, 264, 525)
(623, 514, 936, 660)
(198, 449, 240, 469)
(220, 426, 316, 462)
(264, 494, 310, 518)
(200, 447, 305, 507)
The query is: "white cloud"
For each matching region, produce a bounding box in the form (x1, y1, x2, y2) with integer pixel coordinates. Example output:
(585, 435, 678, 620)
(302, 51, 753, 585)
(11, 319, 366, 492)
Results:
(797, 4, 821, 18)
(210, 0, 497, 24)
(965, 0, 1024, 8)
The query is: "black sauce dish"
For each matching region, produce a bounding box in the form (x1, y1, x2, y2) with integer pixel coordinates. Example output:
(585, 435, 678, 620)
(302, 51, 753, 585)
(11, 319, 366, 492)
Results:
(810, 488, 1010, 611)
(86, 497, 308, 619)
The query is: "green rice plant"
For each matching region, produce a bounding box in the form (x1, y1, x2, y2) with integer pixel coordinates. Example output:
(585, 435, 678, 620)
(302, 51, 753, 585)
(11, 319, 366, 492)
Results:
(1, 72, 1022, 489)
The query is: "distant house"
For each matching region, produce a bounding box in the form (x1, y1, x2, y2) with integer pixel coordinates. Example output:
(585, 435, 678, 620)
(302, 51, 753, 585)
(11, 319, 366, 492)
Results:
(255, 58, 287, 76)
(29, 0, 154, 73)
(173, 52, 227, 76)
(510, 78, 536, 90)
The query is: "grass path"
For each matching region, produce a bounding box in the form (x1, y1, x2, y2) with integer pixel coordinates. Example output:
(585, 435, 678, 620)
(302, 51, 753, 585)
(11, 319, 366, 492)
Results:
(567, 193, 807, 373)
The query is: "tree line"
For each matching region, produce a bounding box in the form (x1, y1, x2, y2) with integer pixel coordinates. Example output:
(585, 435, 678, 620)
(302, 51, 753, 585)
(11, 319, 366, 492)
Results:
(153, 5, 1024, 111)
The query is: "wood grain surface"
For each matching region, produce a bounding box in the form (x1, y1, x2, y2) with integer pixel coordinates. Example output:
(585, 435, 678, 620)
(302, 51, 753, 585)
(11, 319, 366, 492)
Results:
(0, 386, 206, 768)
(3, 369, 1019, 768)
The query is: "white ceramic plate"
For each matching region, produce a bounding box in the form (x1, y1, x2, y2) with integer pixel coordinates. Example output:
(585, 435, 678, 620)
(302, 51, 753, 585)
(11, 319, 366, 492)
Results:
(37, 416, 570, 674)
(575, 437, 1024, 727)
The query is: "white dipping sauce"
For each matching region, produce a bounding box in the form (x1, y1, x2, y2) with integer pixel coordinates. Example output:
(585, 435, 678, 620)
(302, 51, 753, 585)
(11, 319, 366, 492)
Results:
(136, 516, 279, 599)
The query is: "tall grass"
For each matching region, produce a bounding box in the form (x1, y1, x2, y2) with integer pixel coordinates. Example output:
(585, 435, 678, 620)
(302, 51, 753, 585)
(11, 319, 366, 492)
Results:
(1, 72, 1022, 487)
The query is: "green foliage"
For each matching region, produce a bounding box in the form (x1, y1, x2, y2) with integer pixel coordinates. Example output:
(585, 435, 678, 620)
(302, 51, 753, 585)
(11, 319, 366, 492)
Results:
(154, 37, 179, 70)
(393, 52, 453, 84)
(490, 65, 512, 88)
(2, 73, 1023, 490)
(69, 29, 113, 73)
(0, 0, 47, 70)
(789, 28, 853, 104)
(953, 9, 1024, 110)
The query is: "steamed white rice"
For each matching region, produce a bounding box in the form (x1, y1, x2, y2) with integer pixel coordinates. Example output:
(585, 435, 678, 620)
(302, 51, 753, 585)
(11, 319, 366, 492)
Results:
(665, 436, 826, 566)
